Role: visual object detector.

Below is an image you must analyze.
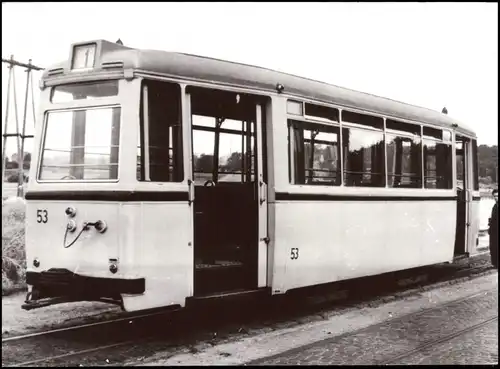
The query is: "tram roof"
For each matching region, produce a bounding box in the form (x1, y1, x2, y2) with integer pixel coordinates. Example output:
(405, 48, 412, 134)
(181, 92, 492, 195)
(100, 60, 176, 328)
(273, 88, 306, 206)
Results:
(44, 40, 475, 137)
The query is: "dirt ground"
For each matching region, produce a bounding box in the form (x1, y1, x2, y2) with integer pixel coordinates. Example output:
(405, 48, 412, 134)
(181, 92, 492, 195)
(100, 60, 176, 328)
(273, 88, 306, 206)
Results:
(1, 291, 122, 337)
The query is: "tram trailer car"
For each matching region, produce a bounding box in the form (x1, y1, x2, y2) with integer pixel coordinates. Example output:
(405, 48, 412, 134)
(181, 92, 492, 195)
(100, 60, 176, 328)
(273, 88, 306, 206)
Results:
(23, 40, 481, 312)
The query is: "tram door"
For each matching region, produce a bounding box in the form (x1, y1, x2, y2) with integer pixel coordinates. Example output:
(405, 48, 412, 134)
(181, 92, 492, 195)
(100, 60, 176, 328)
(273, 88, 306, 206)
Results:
(187, 87, 268, 296)
(454, 136, 471, 256)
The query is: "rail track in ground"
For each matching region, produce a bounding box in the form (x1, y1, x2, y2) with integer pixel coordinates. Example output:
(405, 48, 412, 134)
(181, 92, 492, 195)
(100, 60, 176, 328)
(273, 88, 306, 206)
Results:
(379, 315, 498, 365)
(2, 253, 495, 367)
(247, 287, 498, 365)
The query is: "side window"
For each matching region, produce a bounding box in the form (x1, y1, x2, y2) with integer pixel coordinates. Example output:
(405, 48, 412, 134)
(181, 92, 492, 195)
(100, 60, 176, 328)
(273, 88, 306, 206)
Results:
(288, 120, 341, 185)
(423, 127, 452, 189)
(385, 119, 422, 188)
(342, 111, 385, 187)
(137, 80, 183, 182)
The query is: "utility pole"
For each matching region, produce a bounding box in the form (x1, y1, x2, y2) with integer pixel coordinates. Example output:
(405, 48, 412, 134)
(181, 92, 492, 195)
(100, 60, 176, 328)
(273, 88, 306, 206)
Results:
(2, 55, 43, 197)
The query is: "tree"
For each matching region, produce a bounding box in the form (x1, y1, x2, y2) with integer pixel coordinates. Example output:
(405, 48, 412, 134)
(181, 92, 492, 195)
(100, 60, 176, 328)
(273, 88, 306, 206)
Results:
(478, 145, 498, 183)
(195, 154, 214, 173)
(222, 152, 243, 172)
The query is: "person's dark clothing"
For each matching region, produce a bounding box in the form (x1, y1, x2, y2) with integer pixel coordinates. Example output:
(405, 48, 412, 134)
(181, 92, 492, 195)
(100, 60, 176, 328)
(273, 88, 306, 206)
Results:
(489, 202, 498, 268)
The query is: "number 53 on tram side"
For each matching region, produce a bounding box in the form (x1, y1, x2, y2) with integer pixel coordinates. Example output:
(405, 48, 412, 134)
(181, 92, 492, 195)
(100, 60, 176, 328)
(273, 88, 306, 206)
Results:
(22, 40, 481, 312)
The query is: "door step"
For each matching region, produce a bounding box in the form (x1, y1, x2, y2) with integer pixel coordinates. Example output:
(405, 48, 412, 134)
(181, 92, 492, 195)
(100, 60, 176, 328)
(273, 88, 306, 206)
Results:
(452, 253, 470, 263)
(190, 287, 269, 301)
(194, 261, 248, 295)
(195, 260, 243, 270)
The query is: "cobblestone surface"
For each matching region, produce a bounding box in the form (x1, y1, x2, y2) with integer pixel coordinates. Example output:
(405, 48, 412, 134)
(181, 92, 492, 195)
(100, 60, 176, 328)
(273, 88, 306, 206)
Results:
(252, 289, 498, 365)
(143, 273, 497, 366)
(397, 319, 498, 365)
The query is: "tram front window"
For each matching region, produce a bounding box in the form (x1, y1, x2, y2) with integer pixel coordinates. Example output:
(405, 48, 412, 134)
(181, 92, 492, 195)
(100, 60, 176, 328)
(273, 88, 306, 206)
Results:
(51, 81, 119, 103)
(38, 107, 121, 181)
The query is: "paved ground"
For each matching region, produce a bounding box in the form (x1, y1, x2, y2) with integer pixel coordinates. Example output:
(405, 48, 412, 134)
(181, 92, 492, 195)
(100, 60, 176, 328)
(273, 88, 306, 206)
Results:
(396, 319, 497, 365)
(144, 272, 497, 366)
(251, 289, 498, 365)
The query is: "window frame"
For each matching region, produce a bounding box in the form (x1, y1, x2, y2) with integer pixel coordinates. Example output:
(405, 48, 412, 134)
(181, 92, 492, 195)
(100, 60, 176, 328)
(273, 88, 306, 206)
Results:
(385, 118, 423, 189)
(50, 80, 119, 104)
(288, 118, 342, 186)
(421, 131, 454, 190)
(37, 104, 122, 183)
(186, 85, 264, 185)
(286, 101, 341, 187)
(191, 116, 256, 185)
(137, 79, 184, 183)
(471, 139, 479, 191)
(341, 110, 386, 188)
(285, 98, 461, 192)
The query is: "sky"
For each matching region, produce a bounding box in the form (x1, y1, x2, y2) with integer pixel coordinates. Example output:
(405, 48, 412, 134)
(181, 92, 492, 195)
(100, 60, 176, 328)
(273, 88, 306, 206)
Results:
(2, 2, 498, 161)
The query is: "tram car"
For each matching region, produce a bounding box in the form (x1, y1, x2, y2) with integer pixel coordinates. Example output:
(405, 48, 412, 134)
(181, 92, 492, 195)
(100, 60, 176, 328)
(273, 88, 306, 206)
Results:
(23, 39, 481, 311)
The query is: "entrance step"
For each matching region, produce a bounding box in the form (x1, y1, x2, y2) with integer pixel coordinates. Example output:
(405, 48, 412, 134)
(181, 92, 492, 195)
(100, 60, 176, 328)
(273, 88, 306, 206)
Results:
(195, 260, 243, 270)
(194, 260, 248, 295)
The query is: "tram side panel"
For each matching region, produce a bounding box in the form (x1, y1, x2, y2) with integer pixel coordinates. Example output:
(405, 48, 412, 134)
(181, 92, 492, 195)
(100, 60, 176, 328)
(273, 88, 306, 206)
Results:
(419, 200, 456, 263)
(270, 199, 456, 293)
(120, 202, 194, 312)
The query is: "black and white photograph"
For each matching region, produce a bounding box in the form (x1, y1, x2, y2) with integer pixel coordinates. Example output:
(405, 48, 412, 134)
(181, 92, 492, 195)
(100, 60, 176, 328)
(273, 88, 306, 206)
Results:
(2, 2, 498, 366)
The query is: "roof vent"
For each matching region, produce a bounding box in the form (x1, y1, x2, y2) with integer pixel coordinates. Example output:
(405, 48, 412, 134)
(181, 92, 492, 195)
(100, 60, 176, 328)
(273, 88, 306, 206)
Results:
(102, 61, 124, 69)
(47, 68, 64, 76)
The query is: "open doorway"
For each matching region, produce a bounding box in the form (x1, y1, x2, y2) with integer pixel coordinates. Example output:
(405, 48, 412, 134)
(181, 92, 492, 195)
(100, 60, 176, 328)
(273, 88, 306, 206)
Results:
(188, 87, 267, 296)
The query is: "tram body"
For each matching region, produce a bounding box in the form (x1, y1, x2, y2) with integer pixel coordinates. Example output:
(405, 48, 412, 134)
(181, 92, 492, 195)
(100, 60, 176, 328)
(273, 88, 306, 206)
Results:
(23, 40, 481, 312)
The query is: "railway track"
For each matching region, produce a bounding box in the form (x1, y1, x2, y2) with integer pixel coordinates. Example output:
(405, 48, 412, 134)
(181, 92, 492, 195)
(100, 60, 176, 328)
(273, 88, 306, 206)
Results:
(2, 254, 496, 367)
(1, 309, 176, 343)
(248, 288, 498, 365)
(379, 316, 498, 365)
(4, 259, 486, 344)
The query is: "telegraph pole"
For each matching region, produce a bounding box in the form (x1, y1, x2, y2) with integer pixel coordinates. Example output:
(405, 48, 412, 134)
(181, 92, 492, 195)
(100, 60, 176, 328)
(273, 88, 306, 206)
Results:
(2, 55, 43, 197)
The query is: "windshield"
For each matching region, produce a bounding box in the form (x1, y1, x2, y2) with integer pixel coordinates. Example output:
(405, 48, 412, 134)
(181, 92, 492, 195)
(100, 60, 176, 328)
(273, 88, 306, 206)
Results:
(51, 81, 119, 103)
(38, 106, 121, 181)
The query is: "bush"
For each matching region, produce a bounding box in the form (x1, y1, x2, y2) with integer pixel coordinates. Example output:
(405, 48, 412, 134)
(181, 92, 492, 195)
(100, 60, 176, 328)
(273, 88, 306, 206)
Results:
(2, 199, 27, 295)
